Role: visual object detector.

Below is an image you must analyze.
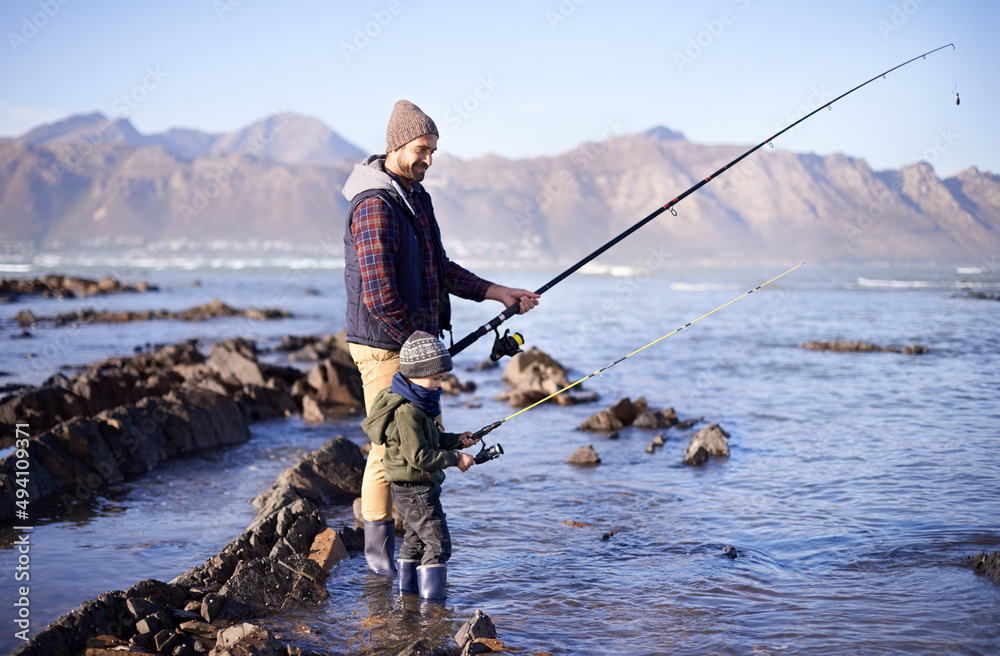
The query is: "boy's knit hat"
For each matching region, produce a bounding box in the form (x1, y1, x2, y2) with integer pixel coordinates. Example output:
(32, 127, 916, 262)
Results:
(399, 331, 453, 378)
(386, 100, 438, 153)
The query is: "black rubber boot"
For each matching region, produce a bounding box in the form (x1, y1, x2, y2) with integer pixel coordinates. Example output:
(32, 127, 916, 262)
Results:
(398, 559, 419, 595)
(416, 563, 447, 600)
(363, 519, 397, 577)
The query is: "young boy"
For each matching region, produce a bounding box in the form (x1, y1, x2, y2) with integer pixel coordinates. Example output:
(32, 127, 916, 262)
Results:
(361, 331, 477, 600)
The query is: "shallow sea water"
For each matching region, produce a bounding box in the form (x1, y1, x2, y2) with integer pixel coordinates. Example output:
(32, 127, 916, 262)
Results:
(1, 261, 998, 655)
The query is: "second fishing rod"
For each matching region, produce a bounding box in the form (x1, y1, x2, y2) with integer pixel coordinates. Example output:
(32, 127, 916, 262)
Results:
(466, 261, 807, 464)
(450, 43, 957, 361)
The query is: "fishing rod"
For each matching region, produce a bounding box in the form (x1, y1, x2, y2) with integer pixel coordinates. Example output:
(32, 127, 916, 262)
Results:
(468, 261, 807, 463)
(450, 43, 957, 360)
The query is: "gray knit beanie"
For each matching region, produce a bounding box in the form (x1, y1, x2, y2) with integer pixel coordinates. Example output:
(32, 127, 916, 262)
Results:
(385, 100, 439, 153)
(399, 331, 453, 378)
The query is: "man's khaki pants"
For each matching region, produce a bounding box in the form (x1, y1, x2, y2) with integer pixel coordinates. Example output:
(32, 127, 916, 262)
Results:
(350, 343, 401, 523)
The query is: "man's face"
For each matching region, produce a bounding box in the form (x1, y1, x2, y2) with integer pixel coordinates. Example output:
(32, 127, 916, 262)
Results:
(390, 134, 437, 184)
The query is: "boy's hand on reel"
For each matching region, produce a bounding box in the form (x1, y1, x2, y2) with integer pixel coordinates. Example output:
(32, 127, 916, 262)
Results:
(457, 452, 475, 472)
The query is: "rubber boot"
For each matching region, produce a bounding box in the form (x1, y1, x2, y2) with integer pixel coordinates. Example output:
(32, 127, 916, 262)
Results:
(398, 559, 419, 595)
(363, 519, 397, 577)
(416, 563, 447, 601)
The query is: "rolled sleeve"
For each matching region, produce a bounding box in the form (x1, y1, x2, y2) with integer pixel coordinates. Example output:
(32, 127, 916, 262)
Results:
(444, 259, 493, 302)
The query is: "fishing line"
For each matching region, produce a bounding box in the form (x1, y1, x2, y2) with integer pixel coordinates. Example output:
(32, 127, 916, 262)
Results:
(450, 43, 957, 359)
(468, 261, 807, 447)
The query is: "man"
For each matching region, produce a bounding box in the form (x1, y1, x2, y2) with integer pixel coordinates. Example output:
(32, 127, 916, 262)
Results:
(342, 99, 539, 577)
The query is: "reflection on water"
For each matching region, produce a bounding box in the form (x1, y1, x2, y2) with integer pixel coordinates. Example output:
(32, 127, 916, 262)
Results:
(2, 265, 999, 655)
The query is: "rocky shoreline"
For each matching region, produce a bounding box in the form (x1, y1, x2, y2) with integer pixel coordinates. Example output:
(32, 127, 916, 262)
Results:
(0, 334, 361, 516)
(1, 274, 157, 302)
(13, 298, 289, 328)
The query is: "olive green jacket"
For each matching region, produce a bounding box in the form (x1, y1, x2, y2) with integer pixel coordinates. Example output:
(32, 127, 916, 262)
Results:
(361, 387, 463, 484)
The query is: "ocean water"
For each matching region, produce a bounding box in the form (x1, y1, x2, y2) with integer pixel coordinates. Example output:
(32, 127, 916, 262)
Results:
(1, 258, 999, 655)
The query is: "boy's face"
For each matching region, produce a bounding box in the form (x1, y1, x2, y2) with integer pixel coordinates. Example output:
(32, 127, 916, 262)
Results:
(407, 372, 448, 391)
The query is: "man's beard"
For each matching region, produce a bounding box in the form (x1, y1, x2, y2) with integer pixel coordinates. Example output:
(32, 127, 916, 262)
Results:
(399, 159, 427, 182)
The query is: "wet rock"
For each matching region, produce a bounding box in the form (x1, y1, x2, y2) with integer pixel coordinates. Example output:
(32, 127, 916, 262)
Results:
(675, 417, 703, 430)
(280, 331, 352, 363)
(178, 620, 218, 639)
(497, 347, 599, 407)
(455, 609, 497, 647)
(455, 609, 500, 654)
(201, 593, 224, 622)
(302, 394, 325, 424)
(0, 274, 157, 300)
(645, 432, 667, 454)
(965, 550, 1000, 585)
(207, 338, 266, 387)
(0, 340, 205, 444)
(250, 436, 365, 524)
(800, 340, 928, 354)
(566, 444, 601, 466)
(397, 638, 452, 656)
(11, 590, 128, 656)
(304, 356, 364, 408)
(683, 423, 731, 466)
(214, 623, 285, 656)
(578, 397, 648, 432)
(216, 553, 327, 621)
(633, 407, 678, 429)
(308, 527, 350, 571)
(441, 372, 475, 395)
(155, 628, 183, 653)
(125, 596, 162, 620)
(722, 545, 739, 559)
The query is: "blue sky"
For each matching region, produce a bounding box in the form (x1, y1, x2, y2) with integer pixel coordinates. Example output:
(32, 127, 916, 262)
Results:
(1, 0, 994, 178)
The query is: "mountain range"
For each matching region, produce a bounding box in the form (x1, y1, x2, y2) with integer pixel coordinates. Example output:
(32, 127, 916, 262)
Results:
(2, 112, 998, 265)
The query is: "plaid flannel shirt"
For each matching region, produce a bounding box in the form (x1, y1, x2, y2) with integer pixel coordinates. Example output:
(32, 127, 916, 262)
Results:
(351, 178, 492, 345)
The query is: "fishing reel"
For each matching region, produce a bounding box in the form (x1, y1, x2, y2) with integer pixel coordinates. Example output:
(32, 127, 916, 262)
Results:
(474, 441, 504, 465)
(490, 328, 524, 362)
(469, 420, 503, 465)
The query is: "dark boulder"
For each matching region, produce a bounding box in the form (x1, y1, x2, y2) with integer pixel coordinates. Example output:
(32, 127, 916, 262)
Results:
(578, 397, 648, 432)
(250, 437, 365, 526)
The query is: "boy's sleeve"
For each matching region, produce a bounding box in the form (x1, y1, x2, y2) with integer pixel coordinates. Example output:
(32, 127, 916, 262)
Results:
(439, 431, 465, 450)
(396, 409, 461, 472)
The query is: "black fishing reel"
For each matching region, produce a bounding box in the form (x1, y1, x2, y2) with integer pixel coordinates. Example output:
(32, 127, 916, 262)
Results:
(470, 420, 504, 465)
(474, 441, 503, 464)
(490, 328, 524, 362)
